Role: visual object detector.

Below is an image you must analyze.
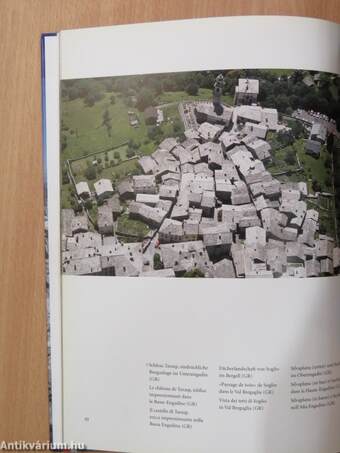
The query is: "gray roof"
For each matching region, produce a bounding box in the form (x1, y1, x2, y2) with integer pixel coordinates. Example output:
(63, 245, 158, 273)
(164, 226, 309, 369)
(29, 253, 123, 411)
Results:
(305, 139, 321, 155)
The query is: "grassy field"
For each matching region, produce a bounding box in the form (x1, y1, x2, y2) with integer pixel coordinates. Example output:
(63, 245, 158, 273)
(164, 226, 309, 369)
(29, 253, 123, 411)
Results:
(72, 157, 141, 190)
(61, 182, 74, 209)
(61, 88, 232, 167)
(156, 89, 234, 106)
(117, 213, 150, 238)
(61, 92, 156, 161)
(70, 144, 129, 174)
(267, 145, 298, 173)
(267, 137, 333, 194)
(295, 141, 333, 193)
(61, 88, 193, 203)
(307, 198, 336, 238)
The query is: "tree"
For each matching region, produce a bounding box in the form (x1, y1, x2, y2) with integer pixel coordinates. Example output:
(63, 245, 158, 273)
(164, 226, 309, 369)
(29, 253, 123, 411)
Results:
(312, 179, 322, 193)
(136, 87, 154, 111)
(289, 94, 300, 110)
(275, 94, 290, 113)
(61, 134, 67, 151)
(147, 126, 162, 141)
(68, 86, 80, 100)
(284, 149, 296, 166)
(84, 93, 96, 107)
(258, 81, 273, 102)
(319, 221, 327, 236)
(84, 199, 93, 210)
(147, 78, 163, 96)
(327, 134, 334, 153)
(291, 120, 305, 139)
(153, 253, 164, 270)
(277, 130, 294, 147)
(325, 176, 332, 188)
(102, 78, 114, 92)
(325, 156, 332, 170)
(183, 268, 205, 278)
(126, 148, 135, 158)
(84, 84, 104, 107)
(84, 165, 97, 180)
(62, 168, 69, 184)
(186, 81, 199, 96)
(173, 120, 182, 134)
(103, 109, 111, 124)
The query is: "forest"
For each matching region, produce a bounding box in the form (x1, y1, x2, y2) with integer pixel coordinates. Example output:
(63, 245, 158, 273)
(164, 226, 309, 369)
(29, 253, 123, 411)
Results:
(61, 69, 340, 128)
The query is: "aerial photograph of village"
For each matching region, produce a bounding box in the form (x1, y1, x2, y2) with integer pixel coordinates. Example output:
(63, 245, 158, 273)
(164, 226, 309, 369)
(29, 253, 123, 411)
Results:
(60, 69, 340, 278)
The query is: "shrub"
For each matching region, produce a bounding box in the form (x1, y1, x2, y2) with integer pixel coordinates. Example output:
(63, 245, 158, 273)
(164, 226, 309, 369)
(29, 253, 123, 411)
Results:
(84, 165, 97, 180)
(153, 253, 164, 270)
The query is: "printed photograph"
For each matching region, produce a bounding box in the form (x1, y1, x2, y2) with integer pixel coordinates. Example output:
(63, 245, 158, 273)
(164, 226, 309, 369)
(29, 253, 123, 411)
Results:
(60, 69, 340, 278)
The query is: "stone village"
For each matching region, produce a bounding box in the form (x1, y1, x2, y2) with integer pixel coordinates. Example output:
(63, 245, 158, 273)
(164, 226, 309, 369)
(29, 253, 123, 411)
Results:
(62, 76, 340, 278)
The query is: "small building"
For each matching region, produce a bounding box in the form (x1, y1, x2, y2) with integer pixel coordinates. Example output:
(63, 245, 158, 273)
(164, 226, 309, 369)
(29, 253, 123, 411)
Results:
(194, 102, 233, 126)
(200, 191, 215, 218)
(212, 258, 235, 278)
(208, 144, 224, 170)
(97, 205, 114, 235)
(63, 256, 102, 276)
(141, 268, 176, 277)
(182, 138, 200, 151)
(184, 128, 200, 140)
(285, 242, 305, 263)
(62, 209, 75, 237)
(316, 236, 334, 260)
(183, 219, 199, 241)
(71, 215, 88, 235)
(219, 132, 241, 152)
(75, 181, 91, 199)
(305, 139, 321, 157)
(310, 123, 327, 144)
(133, 175, 157, 194)
(138, 155, 158, 174)
(94, 178, 114, 200)
(305, 258, 321, 277)
(246, 138, 271, 162)
(117, 179, 134, 200)
(100, 254, 141, 277)
(129, 201, 167, 227)
(171, 202, 189, 221)
(144, 106, 158, 125)
(197, 122, 223, 142)
(231, 181, 251, 205)
(320, 257, 334, 275)
(333, 247, 340, 273)
(235, 78, 259, 105)
(158, 218, 184, 243)
(244, 122, 268, 139)
(245, 226, 266, 247)
(136, 193, 160, 206)
(106, 194, 121, 220)
(159, 184, 178, 201)
(72, 231, 103, 249)
(159, 137, 178, 152)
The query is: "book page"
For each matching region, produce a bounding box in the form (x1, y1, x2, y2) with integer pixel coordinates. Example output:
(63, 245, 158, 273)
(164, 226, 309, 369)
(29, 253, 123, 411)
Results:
(56, 16, 340, 452)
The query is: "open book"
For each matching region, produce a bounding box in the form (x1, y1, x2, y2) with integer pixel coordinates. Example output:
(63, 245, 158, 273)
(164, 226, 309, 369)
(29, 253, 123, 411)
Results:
(42, 16, 340, 453)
